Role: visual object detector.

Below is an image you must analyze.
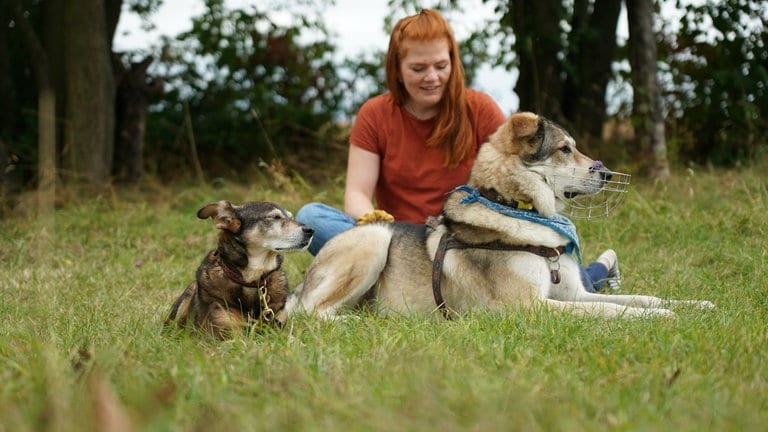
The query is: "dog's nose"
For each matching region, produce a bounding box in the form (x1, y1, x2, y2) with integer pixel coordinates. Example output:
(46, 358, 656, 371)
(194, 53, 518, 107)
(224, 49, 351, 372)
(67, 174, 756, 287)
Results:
(303, 227, 315, 235)
(590, 160, 612, 181)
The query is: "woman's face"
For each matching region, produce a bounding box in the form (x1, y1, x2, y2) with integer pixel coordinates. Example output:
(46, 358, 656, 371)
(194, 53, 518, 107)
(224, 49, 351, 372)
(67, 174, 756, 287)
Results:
(399, 38, 451, 113)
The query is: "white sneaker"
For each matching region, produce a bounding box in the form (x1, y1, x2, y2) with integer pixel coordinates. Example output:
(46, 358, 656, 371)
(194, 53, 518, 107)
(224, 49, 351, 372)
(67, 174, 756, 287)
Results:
(597, 249, 621, 291)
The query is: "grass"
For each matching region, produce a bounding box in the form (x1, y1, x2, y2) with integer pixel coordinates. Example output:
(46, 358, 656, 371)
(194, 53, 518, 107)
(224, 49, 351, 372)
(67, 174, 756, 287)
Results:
(1, 161, 766, 431)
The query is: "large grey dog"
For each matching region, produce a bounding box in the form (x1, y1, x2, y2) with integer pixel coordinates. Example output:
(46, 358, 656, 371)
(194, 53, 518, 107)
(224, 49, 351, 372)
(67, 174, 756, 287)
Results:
(277, 112, 713, 322)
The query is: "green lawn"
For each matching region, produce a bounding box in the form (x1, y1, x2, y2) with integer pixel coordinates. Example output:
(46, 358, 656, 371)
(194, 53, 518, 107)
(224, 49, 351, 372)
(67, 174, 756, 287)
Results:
(1, 162, 766, 431)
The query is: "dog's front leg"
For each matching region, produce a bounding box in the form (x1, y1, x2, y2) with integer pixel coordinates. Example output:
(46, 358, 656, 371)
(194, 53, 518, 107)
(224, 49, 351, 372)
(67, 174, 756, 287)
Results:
(545, 262, 674, 317)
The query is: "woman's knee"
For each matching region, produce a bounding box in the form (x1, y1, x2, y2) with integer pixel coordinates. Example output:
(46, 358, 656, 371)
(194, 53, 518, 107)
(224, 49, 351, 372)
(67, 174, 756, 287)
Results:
(296, 202, 330, 226)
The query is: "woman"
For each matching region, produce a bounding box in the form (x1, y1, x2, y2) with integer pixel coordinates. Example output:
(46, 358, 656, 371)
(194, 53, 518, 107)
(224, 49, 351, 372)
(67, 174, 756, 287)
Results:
(297, 9, 619, 292)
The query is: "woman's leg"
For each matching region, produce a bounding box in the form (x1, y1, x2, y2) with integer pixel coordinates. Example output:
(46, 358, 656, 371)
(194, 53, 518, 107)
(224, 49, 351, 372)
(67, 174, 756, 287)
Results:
(296, 202, 355, 255)
(580, 249, 620, 292)
(582, 263, 609, 292)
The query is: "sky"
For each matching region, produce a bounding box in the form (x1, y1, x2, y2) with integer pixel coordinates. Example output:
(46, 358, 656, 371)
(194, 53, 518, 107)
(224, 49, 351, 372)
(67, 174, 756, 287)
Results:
(113, 0, 520, 114)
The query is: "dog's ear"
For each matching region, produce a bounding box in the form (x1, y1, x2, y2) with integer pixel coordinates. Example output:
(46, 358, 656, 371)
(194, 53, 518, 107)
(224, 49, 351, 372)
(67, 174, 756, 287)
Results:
(508, 112, 543, 144)
(197, 201, 241, 232)
(491, 112, 542, 155)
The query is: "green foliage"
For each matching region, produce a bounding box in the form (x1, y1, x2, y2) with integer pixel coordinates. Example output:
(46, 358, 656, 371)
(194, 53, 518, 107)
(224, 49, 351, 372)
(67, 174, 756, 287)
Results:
(1, 162, 767, 430)
(660, 0, 768, 165)
(144, 0, 348, 179)
(5, 0, 768, 196)
(125, 0, 163, 17)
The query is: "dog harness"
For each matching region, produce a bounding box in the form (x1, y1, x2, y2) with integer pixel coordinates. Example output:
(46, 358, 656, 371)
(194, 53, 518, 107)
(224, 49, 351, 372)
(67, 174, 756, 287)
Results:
(431, 233, 567, 320)
(430, 185, 581, 319)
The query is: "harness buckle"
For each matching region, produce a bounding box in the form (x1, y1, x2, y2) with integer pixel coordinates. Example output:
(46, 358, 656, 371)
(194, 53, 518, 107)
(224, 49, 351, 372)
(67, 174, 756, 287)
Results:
(259, 284, 275, 322)
(548, 249, 562, 284)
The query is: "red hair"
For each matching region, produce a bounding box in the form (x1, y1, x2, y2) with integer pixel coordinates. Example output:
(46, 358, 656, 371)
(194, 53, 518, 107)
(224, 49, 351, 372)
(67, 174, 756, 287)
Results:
(385, 9, 474, 167)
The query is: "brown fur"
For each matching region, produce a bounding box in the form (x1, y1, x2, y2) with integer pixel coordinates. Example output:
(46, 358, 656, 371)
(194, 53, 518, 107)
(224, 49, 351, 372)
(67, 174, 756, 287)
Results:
(164, 200, 313, 338)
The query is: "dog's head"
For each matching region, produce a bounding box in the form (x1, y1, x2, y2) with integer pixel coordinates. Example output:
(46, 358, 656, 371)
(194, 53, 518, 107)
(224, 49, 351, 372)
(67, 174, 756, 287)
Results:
(470, 112, 614, 216)
(197, 201, 314, 252)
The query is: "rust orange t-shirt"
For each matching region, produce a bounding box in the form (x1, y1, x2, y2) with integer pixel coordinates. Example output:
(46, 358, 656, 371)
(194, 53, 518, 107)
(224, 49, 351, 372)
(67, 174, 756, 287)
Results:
(349, 89, 506, 223)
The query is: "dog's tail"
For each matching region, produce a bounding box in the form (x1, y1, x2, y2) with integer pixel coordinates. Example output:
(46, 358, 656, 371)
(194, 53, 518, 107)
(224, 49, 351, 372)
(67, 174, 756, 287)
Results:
(163, 281, 197, 330)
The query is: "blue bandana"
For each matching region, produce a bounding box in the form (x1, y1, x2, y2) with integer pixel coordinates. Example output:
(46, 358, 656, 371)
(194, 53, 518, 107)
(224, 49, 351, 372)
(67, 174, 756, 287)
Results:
(453, 185, 582, 263)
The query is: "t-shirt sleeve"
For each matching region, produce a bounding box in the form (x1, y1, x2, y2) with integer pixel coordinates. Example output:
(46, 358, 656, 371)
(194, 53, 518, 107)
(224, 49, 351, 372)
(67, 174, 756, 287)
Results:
(472, 91, 507, 146)
(349, 98, 381, 155)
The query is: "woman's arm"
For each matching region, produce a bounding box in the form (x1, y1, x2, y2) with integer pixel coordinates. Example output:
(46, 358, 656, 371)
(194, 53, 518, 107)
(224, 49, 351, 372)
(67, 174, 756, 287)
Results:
(343, 144, 380, 219)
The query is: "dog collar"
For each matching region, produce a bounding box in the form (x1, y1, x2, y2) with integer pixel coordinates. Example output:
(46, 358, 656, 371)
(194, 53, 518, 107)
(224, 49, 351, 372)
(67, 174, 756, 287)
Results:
(477, 187, 534, 211)
(217, 258, 276, 288)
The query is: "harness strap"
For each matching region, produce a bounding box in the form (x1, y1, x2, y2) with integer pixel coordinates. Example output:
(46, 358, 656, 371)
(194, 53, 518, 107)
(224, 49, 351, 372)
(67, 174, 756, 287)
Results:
(431, 233, 453, 320)
(431, 233, 567, 320)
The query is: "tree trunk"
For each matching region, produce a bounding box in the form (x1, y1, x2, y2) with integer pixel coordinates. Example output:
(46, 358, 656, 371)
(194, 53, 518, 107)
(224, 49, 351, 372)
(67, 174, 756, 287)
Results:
(62, 0, 116, 186)
(507, 0, 565, 122)
(10, 0, 56, 218)
(563, 0, 622, 139)
(113, 55, 164, 183)
(626, 0, 669, 179)
(0, 5, 14, 137)
(0, 5, 13, 200)
(42, 0, 67, 176)
(506, 0, 620, 140)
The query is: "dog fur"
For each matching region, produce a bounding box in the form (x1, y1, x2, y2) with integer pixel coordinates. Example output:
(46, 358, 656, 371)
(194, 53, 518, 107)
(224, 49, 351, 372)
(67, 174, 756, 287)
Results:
(164, 200, 313, 338)
(278, 112, 713, 321)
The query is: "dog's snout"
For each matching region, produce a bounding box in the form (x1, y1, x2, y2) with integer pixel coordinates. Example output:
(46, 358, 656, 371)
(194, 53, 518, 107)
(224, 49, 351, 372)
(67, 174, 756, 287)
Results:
(590, 160, 612, 181)
(303, 226, 315, 236)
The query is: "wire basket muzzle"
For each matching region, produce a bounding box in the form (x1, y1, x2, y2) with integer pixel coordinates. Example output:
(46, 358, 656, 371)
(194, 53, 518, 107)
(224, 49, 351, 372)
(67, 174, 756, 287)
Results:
(555, 169, 631, 220)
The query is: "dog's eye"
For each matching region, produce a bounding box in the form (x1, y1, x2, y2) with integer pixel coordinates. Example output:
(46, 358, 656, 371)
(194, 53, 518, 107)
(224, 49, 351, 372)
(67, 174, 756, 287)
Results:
(560, 146, 572, 154)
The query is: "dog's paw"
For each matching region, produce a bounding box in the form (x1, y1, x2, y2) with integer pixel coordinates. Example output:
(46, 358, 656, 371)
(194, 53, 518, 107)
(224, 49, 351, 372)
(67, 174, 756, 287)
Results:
(694, 300, 716, 309)
(673, 299, 715, 309)
(621, 306, 675, 318)
(653, 308, 676, 317)
(357, 210, 395, 225)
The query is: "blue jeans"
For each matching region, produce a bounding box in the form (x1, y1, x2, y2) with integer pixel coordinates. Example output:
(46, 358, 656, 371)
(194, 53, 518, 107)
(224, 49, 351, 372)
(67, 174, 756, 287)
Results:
(582, 262, 609, 293)
(296, 202, 608, 292)
(296, 203, 357, 255)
